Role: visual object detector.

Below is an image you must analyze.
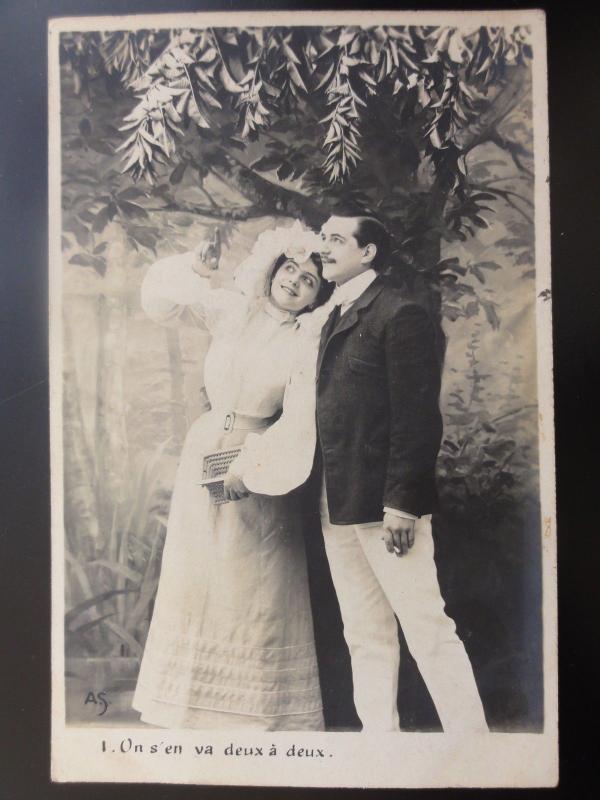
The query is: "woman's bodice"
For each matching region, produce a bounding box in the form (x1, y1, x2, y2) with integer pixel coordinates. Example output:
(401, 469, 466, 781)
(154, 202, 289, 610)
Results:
(203, 302, 299, 418)
(141, 251, 302, 420)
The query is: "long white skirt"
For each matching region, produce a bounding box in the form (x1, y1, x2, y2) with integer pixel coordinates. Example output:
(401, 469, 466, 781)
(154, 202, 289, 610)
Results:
(132, 411, 324, 730)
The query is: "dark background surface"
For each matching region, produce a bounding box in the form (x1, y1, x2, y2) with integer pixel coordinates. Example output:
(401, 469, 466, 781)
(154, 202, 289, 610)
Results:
(0, 0, 598, 798)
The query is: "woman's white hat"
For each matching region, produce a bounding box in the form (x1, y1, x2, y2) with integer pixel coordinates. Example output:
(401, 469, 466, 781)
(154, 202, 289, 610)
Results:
(232, 220, 322, 298)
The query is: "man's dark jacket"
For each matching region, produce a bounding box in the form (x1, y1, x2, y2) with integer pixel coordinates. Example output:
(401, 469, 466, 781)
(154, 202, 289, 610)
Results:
(315, 273, 443, 525)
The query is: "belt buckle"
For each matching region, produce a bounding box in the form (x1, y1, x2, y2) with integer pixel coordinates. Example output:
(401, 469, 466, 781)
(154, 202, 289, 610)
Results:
(224, 412, 235, 432)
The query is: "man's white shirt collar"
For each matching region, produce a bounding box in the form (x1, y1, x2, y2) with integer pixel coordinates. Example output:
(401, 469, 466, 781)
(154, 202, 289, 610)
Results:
(332, 269, 378, 315)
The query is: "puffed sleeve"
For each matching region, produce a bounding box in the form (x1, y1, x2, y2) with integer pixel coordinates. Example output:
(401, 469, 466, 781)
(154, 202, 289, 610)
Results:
(140, 250, 246, 332)
(229, 335, 319, 496)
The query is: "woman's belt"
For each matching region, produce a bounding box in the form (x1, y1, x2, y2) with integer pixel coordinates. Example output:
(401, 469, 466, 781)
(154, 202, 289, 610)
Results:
(215, 410, 272, 432)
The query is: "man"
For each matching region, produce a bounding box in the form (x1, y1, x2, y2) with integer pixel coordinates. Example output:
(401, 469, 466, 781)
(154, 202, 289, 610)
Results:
(312, 213, 488, 733)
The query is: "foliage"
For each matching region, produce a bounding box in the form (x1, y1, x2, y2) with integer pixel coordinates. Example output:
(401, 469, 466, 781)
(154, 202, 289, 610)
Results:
(65, 440, 172, 658)
(72, 26, 531, 183)
(61, 78, 237, 277)
(438, 326, 537, 518)
(432, 326, 541, 730)
(61, 24, 535, 318)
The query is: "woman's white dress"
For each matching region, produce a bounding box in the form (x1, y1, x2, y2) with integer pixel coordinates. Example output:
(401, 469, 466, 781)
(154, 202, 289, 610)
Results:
(132, 252, 324, 730)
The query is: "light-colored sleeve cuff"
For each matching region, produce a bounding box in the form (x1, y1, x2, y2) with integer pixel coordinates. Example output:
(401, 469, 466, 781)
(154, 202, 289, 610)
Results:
(383, 506, 418, 521)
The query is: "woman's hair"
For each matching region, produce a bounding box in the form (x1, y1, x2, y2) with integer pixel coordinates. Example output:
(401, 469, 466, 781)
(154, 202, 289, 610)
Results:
(267, 252, 334, 313)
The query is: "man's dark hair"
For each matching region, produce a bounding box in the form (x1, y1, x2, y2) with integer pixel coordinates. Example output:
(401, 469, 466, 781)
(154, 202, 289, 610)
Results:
(331, 213, 391, 271)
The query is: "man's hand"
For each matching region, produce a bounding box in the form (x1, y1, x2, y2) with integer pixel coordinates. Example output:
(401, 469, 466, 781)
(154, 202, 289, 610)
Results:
(382, 513, 415, 557)
(223, 471, 249, 502)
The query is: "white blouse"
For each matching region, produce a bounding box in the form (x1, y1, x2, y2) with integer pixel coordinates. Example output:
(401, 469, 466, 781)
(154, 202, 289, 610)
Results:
(141, 250, 322, 494)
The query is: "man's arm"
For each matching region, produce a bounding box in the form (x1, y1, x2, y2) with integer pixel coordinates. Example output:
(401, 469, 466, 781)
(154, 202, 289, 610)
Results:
(383, 303, 443, 516)
(378, 304, 442, 556)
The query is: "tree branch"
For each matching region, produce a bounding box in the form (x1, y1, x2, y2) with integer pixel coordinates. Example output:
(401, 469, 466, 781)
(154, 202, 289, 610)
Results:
(143, 202, 279, 220)
(487, 130, 534, 178)
(215, 150, 328, 225)
(483, 174, 532, 185)
(197, 183, 219, 208)
(461, 65, 531, 156)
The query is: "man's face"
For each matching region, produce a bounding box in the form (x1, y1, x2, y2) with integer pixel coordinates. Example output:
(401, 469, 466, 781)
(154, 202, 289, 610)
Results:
(319, 216, 370, 284)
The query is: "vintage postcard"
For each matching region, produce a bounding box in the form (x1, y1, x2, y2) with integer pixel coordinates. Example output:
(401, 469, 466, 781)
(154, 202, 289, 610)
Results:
(49, 8, 557, 788)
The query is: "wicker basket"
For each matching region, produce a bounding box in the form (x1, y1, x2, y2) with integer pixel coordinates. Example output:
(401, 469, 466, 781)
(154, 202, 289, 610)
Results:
(199, 447, 243, 505)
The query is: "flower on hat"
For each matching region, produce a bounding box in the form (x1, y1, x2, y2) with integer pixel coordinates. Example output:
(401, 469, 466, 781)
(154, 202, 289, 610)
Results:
(233, 220, 322, 299)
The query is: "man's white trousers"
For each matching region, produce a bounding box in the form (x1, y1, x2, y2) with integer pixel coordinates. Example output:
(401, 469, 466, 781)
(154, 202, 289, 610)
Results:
(320, 486, 488, 733)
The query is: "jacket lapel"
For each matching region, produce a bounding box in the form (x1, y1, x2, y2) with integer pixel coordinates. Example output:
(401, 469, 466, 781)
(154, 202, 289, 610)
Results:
(317, 276, 385, 375)
(316, 304, 340, 375)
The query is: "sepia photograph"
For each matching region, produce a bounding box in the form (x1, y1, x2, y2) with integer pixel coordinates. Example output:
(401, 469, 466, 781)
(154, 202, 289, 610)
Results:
(48, 8, 556, 788)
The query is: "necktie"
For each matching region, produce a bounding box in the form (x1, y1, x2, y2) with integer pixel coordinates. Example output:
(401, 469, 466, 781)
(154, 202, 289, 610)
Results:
(325, 302, 341, 334)
(318, 303, 341, 356)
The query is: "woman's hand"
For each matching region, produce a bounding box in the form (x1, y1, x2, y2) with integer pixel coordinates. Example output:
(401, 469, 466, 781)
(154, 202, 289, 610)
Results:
(223, 471, 249, 502)
(192, 229, 221, 277)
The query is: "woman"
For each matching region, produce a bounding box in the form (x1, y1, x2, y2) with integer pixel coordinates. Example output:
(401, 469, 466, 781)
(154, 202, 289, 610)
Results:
(132, 223, 334, 731)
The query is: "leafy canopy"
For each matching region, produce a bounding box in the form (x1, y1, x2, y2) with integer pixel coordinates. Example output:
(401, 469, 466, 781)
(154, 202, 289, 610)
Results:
(91, 27, 532, 184)
(61, 25, 534, 324)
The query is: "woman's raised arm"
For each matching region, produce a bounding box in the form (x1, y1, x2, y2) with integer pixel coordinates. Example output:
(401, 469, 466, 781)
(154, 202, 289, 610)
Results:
(140, 249, 245, 332)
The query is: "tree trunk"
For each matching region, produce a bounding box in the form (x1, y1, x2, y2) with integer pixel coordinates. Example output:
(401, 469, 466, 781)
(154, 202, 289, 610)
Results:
(461, 65, 531, 154)
(94, 293, 130, 546)
(63, 313, 100, 558)
(424, 183, 450, 366)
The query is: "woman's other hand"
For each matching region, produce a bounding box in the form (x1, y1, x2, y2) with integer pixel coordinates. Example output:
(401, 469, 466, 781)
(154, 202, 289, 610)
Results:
(223, 471, 249, 502)
(192, 229, 221, 277)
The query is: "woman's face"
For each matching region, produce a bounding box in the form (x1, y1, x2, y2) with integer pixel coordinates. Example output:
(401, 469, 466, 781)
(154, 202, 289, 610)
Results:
(269, 257, 322, 314)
